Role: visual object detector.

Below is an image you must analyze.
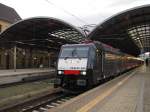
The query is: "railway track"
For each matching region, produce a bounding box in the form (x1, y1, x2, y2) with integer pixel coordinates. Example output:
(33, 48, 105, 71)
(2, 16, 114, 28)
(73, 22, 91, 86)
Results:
(0, 90, 77, 112)
(22, 93, 75, 112)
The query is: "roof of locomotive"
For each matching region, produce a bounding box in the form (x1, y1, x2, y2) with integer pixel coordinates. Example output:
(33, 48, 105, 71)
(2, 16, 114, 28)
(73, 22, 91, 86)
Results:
(61, 42, 96, 48)
(61, 41, 123, 55)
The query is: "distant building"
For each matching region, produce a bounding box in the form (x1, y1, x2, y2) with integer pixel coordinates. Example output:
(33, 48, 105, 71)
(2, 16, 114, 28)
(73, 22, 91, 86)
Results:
(0, 3, 21, 32)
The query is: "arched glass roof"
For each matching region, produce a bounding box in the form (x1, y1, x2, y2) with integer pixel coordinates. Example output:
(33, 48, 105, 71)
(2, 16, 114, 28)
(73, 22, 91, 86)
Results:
(0, 17, 86, 51)
(89, 5, 150, 56)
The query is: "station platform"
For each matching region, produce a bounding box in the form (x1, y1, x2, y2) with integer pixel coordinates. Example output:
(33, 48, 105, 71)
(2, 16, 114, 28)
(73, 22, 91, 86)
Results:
(0, 68, 55, 85)
(50, 65, 150, 112)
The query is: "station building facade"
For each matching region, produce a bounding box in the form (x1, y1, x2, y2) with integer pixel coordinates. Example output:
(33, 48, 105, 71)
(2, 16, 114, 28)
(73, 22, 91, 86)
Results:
(0, 3, 21, 31)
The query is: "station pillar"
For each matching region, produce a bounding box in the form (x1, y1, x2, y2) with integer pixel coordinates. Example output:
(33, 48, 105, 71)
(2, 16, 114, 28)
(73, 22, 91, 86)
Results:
(14, 45, 17, 72)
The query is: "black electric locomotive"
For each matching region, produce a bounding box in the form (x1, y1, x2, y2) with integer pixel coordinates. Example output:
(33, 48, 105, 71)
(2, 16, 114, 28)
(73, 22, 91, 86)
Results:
(54, 41, 143, 91)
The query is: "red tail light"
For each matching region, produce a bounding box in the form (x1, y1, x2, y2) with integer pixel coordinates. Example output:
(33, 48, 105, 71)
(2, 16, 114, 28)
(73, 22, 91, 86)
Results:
(64, 70, 80, 75)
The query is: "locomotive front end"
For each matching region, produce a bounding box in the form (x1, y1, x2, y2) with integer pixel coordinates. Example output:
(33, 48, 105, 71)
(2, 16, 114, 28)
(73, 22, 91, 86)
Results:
(55, 44, 91, 90)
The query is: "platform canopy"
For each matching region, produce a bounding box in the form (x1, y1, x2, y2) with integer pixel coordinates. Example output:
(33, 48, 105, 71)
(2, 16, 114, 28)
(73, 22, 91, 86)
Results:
(0, 17, 86, 51)
(88, 5, 150, 56)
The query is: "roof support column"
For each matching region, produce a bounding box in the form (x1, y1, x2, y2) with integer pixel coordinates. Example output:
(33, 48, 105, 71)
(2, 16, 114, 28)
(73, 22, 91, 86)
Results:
(14, 45, 17, 72)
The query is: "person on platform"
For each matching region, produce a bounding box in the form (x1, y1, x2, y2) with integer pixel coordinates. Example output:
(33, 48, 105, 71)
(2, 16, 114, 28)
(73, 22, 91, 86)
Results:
(145, 58, 149, 66)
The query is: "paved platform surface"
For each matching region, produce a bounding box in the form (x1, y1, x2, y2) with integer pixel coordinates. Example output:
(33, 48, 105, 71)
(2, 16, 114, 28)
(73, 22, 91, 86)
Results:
(50, 65, 150, 112)
(0, 68, 55, 85)
(0, 68, 55, 76)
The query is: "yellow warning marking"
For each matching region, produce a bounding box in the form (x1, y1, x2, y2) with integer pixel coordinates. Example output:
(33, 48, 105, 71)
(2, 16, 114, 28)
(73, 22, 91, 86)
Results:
(76, 73, 133, 112)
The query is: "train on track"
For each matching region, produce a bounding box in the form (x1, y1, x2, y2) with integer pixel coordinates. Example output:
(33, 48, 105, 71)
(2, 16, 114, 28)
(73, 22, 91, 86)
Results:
(54, 41, 143, 91)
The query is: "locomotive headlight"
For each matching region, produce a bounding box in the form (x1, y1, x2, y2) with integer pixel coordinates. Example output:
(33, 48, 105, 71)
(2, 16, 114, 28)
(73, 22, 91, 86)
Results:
(81, 71, 86, 75)
(58, 71, 63, 74)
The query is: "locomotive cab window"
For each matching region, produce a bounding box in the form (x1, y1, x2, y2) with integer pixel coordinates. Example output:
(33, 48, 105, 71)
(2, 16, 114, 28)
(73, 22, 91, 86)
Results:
(60, 46, 89, 58)
(89, 47, 96, 68)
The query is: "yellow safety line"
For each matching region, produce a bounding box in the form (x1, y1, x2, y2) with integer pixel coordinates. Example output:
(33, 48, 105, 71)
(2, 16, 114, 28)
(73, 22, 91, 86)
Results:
(76, 73, 134, 112)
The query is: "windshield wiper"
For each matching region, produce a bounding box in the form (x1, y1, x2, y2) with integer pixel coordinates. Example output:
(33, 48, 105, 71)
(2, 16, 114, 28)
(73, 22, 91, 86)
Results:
(64, 57, 69, 60)
(72, 49, 81, 60)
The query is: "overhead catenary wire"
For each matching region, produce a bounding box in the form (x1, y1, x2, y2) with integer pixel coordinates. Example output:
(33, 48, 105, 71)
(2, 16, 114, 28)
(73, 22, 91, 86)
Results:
(45, 0, 89, 25)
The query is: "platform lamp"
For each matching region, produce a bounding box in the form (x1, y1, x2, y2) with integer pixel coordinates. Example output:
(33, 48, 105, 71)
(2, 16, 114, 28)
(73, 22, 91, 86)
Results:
(22, 50, 26, 56)
(4, 51, 8, 56)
